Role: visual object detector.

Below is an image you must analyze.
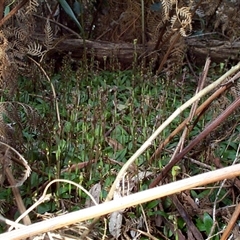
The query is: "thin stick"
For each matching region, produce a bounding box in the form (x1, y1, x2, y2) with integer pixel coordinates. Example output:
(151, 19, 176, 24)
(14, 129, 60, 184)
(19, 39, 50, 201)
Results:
(220, 202, 240, 240)
(5, 167, 31, 226)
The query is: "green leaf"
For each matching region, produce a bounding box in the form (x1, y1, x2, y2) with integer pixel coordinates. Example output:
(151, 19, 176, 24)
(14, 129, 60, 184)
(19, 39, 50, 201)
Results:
(4, 0, 15, 16)
(64, 121, 72, 133)
(196, 217, 205, 231)
(57, 0, 83, 33)
(37, 202, 55, 214)
(4, 6, 10, 16)
(146, 200, 159, 209)
(30, 172, 40, 188)
(177, 217, 186, 229)
(203, 212, 213, 235)
(115, 148, 127, 161)
(73, 0, 82, 17)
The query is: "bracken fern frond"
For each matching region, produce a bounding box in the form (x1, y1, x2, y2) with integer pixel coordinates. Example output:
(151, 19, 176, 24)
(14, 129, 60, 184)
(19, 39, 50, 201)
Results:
(26, 0, 39, 14)
(44, 18, 54, 51)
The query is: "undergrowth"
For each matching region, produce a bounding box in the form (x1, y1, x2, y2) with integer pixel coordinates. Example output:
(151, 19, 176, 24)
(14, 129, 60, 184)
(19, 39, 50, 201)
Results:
(0, 58, 239, 239)
(0, 0, 239, 238)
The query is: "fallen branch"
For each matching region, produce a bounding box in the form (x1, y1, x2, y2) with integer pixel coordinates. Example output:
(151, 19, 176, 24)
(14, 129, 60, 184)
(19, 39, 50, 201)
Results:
(33, 35, 240, 67)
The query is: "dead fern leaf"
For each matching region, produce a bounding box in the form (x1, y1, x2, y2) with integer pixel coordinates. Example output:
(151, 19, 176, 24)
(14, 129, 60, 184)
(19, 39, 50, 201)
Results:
(26, 0, 39, 14)
(0, 200, 6, 214)
(162, 0, 173, 21)
(0, 101, 37, 187)
(27, 41, 45, 57)
(170, 15, 178, 30)
(13, 27, 28, 42)
(44, 18, 54, 51)
(0, 101, 40, 149)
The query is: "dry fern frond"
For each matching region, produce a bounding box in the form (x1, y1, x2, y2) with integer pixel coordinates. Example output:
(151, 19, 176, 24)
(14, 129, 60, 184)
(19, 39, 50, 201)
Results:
(0, 101, 40, 148)
(0, 32, 18, 95)
(26, 0, 39, 14)
(162, 0, 175, 21)
(15, 8, 36, 34)
(172, 6, 192, 36)
(178, 6, 191, 21)
(0, 101, 38, 187)
(164, 34, 186, 77)
(44, 18, 54, 51)
(27, 41, 45, 58)
(170, 15, 178, 29)
(115, 1, 142, 42)
(179, 26, 191, 37)
(0, 200, 6, 214)
(1, 5, 37, 94)
(3, 27, 27, 42)
(0, 0, 45, 189)
(147, 10, 164, 41)
(0, 103, 22, 129)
